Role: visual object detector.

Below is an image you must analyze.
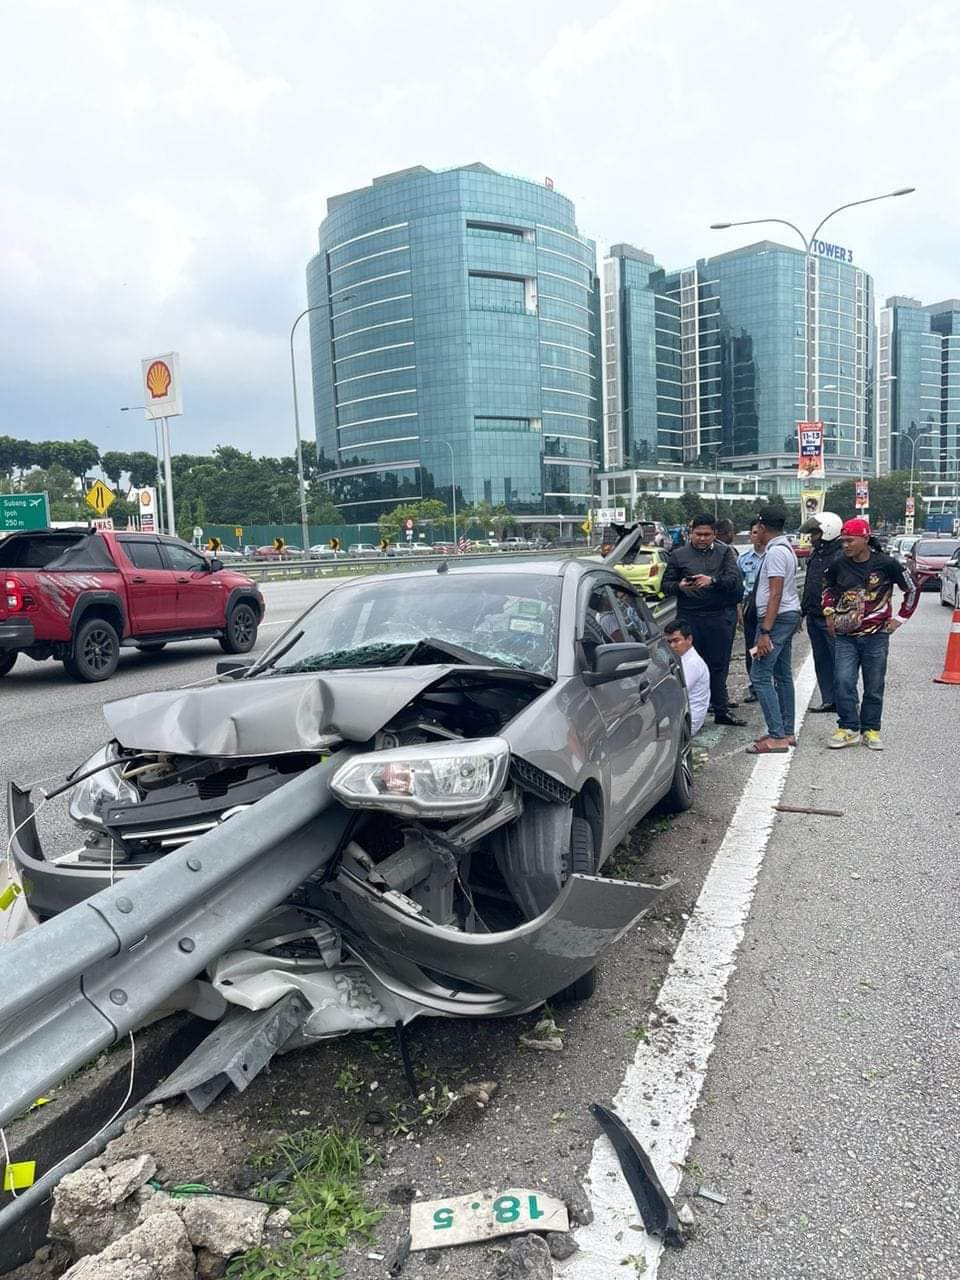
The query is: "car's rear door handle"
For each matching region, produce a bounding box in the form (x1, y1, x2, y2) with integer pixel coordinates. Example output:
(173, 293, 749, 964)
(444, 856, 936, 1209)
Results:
(637, 679, 651, 701)
(131, 575, 146, 583)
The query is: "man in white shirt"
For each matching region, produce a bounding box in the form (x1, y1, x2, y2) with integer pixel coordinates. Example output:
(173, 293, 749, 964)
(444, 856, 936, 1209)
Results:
(748, 508, 802, 754)
(664, 620, 711, 735)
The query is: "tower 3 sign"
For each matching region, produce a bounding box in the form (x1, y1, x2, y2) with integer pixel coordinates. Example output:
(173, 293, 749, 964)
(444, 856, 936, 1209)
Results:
(141, 352, 183, 419)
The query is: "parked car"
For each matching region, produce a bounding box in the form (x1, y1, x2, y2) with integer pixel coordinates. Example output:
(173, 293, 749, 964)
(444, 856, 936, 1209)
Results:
(254, 544, 298, 561)
(939, 546, 960, 608)
(8, 560, 692, 1022)
(0, 527, 263, 682)
(308, 545, 341, 560)
(348, 543, 380, 558)
(905, 536, 960, 589)
(501, 537, 532, 551)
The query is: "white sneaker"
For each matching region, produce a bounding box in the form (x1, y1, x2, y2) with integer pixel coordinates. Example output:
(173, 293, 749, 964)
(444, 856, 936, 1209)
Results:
(828, 729, 861, 749)
(862, 730, 884, 751)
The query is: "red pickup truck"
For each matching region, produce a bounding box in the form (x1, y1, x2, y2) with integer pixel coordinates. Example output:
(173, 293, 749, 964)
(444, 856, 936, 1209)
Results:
(0, 527, 265, 682)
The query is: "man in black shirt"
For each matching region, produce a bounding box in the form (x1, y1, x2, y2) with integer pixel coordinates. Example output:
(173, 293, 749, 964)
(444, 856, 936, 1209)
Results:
(661, 513, 747, 726)
(799, 511, 843, 712)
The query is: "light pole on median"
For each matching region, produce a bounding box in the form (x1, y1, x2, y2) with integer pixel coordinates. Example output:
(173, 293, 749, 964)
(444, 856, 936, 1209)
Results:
(424, 439, 457, 546)
(710, 187, 916, 444)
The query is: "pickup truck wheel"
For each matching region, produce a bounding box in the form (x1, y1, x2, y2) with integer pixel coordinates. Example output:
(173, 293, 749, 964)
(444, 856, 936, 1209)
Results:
(0, 651, 17, 677)
(553, 817, 598, 1005)
(219, 602, 258, 654)
(65, 617, 120, 682)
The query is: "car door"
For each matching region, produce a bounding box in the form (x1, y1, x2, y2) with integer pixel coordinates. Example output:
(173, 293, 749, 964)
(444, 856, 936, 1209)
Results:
(609, 583, 680, 794)
(160, 540, 223, 630)
(116, 536, 180, 633)
(578, 576, 657, 842)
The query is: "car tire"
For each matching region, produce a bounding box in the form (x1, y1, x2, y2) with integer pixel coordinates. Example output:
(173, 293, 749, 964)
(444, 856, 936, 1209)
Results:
(659, 721, 694, 814)
(219, 602, 258, 654)
(64, 617, 120, 682)
(553, 817, 598, 1005)
(0, 651, 17, 677)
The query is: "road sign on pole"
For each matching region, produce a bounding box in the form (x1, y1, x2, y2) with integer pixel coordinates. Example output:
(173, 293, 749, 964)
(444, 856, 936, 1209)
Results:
(0, 493, 50, 532)
(84, 480, 116, 517)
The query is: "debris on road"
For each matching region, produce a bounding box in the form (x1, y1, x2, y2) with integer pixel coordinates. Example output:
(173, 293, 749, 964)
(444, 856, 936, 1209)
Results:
(773, 804, 844, 817)
(546, 1230, 579, 1260)
(493, 1233, 554, 1279)
(590, 1103, 685, 1248)
(518, 1015, 564, 1052)
(677, 1201, 696, 1227)
(409, 1187, 568, 1250)
(560, 1180, 594, 1227)
(60, 1212, 194, 1280)
(695, 1185, 728, 1205)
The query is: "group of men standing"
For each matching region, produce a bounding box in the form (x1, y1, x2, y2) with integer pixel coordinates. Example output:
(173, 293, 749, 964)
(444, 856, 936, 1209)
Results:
(660, 509, 918, 752)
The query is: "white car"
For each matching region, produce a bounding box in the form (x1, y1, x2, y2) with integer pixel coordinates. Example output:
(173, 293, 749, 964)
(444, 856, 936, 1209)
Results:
(348, 543, 380, 557)
(309, 545, 341, 559)
(940, 547, 960, 608)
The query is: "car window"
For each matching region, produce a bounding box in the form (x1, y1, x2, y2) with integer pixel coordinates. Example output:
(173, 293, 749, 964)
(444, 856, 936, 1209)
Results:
(580, 581, 625, 647)
(161, 542, 208, 572)
(611, 586, 653, 642)
(916, 540, 960, 557)
(120, 539, 164, 570)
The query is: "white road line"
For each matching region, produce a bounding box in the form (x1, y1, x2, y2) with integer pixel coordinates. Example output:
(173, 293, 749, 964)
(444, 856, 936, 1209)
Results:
(562, 652, 817, 1278)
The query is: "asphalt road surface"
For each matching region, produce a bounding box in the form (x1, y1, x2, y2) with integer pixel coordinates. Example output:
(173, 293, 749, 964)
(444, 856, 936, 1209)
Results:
(658, 591, 960, 1280)
(1, 586, 956, 1280)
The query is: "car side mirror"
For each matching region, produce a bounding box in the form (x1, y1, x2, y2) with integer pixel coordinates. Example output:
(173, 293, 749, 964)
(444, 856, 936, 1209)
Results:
(216, 656, 254, 677)
(208, 557, 223, 572)
(582, 642, 651, 687)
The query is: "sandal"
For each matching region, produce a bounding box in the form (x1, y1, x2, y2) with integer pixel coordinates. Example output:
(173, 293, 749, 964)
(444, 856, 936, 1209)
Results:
(746, 740, 790, 754)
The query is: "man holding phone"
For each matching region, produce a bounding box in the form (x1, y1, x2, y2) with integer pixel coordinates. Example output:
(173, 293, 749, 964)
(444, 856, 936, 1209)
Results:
(661, 513, 746, 726)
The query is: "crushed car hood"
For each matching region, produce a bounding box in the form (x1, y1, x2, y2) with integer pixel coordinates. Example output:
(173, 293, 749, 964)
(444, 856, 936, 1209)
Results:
(102, 665, 546, 756)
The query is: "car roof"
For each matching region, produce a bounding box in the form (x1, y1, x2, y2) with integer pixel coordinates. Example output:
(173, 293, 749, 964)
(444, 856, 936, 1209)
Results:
(323, 558, 599, 591)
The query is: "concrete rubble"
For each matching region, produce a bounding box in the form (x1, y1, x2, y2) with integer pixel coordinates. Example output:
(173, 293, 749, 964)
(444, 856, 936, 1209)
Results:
(42, 1150, 292, 1280)
(493, 1233, 554, 1278)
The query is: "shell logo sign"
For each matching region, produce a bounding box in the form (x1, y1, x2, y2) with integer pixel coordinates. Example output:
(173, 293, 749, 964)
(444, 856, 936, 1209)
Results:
(140, 352, 183, 419)
(145, 360, 172, 400)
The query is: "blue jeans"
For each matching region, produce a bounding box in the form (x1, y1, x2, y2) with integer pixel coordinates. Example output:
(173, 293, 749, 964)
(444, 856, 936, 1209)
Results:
(751, 611, 801, 738)
(805, 614, 836, 705)
(834, 631, 890, 732)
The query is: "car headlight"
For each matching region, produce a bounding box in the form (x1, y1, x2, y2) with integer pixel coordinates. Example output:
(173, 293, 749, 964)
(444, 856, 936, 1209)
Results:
(331, 737, 510, 817)
(67, 745, 139, 828)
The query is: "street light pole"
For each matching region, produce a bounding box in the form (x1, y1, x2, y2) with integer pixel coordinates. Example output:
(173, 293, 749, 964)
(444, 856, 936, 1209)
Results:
(710, 187, 915, 429)
(289, 306, 322, 556)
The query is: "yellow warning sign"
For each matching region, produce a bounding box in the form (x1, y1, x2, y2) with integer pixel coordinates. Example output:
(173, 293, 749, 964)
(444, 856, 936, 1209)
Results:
(85, 480, 116, 517)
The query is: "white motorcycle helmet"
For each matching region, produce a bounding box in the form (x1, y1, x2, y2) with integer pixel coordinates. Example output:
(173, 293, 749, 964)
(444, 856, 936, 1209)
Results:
(808, 511, 842, 541)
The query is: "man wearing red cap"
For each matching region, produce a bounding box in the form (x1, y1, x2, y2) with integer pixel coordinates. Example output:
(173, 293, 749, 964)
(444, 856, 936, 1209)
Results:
(821, 518, 918, 750)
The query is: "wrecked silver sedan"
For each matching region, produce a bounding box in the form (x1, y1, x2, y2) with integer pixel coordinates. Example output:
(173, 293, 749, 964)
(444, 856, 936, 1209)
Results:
(7, 561, 692, 1046)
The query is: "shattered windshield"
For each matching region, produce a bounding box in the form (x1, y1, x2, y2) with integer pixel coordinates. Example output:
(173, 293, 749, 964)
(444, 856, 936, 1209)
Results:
(259, 573, 562, 677)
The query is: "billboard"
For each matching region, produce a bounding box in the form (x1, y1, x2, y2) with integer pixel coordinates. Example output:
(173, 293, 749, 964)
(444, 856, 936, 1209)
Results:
(141, 352, 183, 420)
(797, 421, 825, 480)
(130, 485, 158, 532)
(855, 480, 870, 510)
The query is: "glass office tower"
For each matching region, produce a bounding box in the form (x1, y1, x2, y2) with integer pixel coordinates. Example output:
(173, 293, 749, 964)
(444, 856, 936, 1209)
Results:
(879, 296, 960, 509)
(306, 164, 601, 522)
(603, 240, 875, 486)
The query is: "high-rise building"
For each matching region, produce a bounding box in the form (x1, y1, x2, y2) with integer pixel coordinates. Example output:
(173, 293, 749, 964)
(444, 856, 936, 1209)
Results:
(306, 164, 601, 522)
(879, 296, 960, 511)
(601, 240, 875, 501)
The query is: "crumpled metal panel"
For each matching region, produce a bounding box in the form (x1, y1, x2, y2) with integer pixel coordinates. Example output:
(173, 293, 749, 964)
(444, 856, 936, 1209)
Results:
(320, 871, 674, 1005)
(101, 664, 539, 756)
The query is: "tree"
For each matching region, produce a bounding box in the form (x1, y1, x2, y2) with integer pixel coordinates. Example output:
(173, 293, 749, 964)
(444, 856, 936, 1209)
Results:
(461, 502, 494, 530)
(101, 451, 132, 488)
(491, 504, 513, 539)
(378, 499, 448, 538)
(126, 452, 160, 488)
(824, 470, 918, 528)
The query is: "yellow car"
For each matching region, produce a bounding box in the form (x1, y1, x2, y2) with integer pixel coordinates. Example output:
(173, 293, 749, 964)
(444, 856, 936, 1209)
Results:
(613, 545, 668, 598)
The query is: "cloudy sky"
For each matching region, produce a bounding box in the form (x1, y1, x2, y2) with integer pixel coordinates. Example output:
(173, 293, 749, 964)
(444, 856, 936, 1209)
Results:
(2, 0, 957, 460)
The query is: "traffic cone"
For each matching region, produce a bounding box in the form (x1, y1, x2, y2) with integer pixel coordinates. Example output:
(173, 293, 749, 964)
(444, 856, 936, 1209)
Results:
(934, 606, 960, 685)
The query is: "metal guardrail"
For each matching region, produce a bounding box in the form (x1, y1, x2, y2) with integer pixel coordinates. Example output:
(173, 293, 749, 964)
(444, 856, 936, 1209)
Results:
(238, 546, 586, 582)
(0, 756, 354, 1131)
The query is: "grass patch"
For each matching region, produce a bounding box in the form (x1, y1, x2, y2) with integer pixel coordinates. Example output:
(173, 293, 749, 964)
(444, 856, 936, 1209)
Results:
(226, 1127, 381, 1280)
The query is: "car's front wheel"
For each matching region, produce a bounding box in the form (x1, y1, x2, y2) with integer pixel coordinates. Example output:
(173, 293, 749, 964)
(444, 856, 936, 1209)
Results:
(659, 721, 694, 814)
(219, 602, 258, 653)
(553, 816, 598, 1005)
(64, 617, 120, 682)
(0, 651, 18, 677)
